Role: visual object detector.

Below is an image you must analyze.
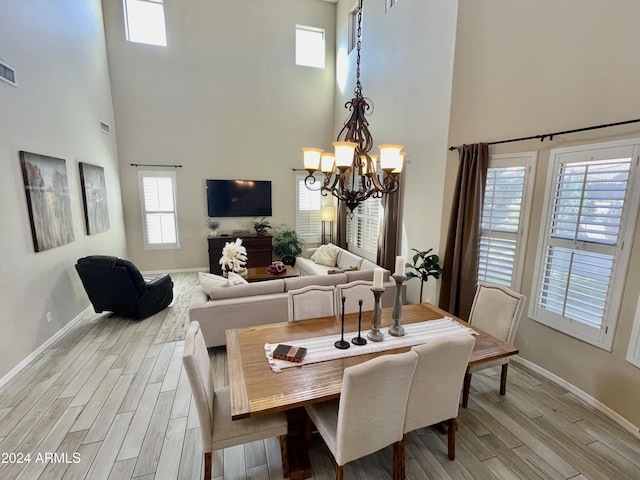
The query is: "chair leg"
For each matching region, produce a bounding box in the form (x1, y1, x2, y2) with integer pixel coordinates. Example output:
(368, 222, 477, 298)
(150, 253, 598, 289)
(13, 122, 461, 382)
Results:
(203, 452, 212, 480)
(447, 418, 457, 460)
(279, 435, 289, 478)
(336, 464, 344, 480)
(500, 363, 509, 395)
(392, 437, 406, 480)
(462, 371, 472, 408)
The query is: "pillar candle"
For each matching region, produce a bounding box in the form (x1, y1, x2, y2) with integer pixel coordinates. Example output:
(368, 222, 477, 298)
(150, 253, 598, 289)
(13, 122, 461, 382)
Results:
(373, 268, 384, 289)
(395, 256, 405, 276)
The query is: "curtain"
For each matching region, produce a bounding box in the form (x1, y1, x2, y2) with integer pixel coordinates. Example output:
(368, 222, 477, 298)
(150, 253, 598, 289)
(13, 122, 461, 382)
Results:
(377, 172, 404, 271)
(335, 200, 348, 248)
(438, 143, 488, 320)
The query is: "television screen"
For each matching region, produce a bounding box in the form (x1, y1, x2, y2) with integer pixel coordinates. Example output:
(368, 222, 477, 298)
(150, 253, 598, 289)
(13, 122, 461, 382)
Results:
(206, 179, 272, 217)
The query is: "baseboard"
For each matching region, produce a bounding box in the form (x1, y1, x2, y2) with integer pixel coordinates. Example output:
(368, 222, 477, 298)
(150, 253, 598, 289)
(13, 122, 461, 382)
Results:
(512, 356, 640, 439)
(0, 305, 93, 390)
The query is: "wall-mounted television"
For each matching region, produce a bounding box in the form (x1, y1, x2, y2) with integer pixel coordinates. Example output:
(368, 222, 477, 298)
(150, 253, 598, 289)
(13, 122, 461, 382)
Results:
(206, 179, 272, 217)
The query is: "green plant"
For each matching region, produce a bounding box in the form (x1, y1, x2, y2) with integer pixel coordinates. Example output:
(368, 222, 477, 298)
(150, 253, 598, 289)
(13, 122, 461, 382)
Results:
(207, 218, 220, 231)
(272, 226, 304, 263)
(405, 248, 443, 303)
(252, 217, 272, 235)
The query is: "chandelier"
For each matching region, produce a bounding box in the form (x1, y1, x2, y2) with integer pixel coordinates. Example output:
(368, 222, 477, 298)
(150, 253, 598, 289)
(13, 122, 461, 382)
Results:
(302, 0, 404, 214)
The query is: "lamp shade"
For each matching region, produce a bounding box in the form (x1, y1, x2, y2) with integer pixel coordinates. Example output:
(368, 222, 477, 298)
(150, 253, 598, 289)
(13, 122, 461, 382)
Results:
(379, 144, 404, 172)
(321, 152, 336, 173)
(321, 205, 337, 221)
(303, 148, 323, 170)
(333, 141, 357, 168)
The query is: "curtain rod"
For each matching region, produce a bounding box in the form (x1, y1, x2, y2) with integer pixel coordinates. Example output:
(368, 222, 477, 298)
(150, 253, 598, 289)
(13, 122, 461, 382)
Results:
(130, 163, 183, 168)
(448, 118, 640, 151)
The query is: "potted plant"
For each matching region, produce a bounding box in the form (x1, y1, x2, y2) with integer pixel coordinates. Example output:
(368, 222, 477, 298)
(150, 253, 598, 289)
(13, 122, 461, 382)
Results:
(251, 217, 272, 235)
(272, 226, 304, 266)
(207, 218, 220, 237)
(405, 248, 443, 303)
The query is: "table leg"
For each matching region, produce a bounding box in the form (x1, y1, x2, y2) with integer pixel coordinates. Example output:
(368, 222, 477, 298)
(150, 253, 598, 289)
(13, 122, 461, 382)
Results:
(285, 408, 313, 479)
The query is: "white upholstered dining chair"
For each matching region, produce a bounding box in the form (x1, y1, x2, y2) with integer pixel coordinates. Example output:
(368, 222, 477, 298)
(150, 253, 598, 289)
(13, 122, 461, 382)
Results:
(305, 351, 419, 480)
(462, 281, 526, 407)
(336, 280, 374, 314)
(182, 321, 289, 480)
(393, 335, 476, 478)
(287, 284, 337, 321)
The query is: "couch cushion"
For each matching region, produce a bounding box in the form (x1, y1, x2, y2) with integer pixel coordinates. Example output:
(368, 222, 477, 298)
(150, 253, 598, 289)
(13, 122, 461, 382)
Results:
(337, 249, 363, 270)
(198, 272, 231, 297)
(296, 257, 332, 276)
(311, 244, 340, 267)
(208, 279, 285, 300)
(227, 271, 248, 285)
(346, 268, 391, 282)
(360, 259, 379, 271)
(285, 273, 348, 291)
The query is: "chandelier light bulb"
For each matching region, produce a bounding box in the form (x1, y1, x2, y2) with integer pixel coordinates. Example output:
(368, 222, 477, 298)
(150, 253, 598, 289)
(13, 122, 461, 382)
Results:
(333, 141, 357, 169)
(321, 152, 336, 173)
(379, 144, 404, 172)
(302, 148, 323, 171)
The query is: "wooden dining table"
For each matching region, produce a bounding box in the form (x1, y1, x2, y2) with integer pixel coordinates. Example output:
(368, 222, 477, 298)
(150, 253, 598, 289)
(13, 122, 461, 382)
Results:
(225, 302, 518, 479)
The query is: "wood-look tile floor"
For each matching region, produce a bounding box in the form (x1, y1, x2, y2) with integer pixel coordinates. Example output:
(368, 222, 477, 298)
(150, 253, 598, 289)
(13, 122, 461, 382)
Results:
(0, 272, 639, 479)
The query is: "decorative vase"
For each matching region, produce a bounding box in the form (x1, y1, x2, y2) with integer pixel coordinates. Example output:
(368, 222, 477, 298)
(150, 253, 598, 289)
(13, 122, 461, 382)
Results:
(282, 255, 296, 266)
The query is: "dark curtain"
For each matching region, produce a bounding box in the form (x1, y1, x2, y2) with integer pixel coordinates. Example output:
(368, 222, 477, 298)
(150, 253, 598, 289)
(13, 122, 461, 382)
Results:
(377, 172, 404, 271)
(335, 201, 348, 248)
(438, 143, 488, 320)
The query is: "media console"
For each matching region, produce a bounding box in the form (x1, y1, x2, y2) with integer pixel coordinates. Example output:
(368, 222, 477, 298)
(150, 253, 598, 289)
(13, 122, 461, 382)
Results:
(208, 234, 272, 275)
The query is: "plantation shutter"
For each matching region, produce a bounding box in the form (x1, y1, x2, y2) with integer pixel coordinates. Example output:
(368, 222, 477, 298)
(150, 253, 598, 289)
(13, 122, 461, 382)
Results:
(295, 175, 322, 244)
(139, 172, 178, 248)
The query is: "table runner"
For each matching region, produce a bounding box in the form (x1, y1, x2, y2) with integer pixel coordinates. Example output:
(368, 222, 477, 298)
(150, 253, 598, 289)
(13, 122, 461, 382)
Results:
(265, 317, 476, 372)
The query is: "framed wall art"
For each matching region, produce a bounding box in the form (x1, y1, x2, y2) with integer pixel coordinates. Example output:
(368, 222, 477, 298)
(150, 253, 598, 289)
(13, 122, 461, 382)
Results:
(79, 162, 110, 234)
(19, 151, 75, 252)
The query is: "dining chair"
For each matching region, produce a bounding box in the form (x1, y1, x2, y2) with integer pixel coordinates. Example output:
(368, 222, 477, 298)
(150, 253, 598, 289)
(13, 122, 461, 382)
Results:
(182, 321, 289, 480)
(305, 351, 418, 480)
(462, 281, 526, 407)
(287, 285, 337, 321)
(336, 280, 374, 314)
(393, 335, 476, 478)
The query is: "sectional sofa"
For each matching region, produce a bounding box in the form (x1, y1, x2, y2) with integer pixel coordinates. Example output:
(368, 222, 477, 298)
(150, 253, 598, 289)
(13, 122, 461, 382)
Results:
(188, 245, 396, 347)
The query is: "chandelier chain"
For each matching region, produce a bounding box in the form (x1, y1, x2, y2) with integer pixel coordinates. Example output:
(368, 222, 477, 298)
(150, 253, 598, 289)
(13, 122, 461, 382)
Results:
(354, 0, 363, 97)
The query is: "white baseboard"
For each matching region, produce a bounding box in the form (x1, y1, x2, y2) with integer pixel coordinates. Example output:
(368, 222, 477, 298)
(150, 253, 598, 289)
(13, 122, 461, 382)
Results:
(512, 356, 640, 439)
(0, 305, 93, 390)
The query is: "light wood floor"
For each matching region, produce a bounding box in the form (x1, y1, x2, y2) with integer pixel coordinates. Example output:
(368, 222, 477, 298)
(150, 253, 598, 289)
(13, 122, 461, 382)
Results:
(0, 272, 639, 480)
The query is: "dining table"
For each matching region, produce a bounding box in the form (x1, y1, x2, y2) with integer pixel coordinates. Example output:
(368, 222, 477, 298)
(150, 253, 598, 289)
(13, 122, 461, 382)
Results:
(225, 302, 518, 479)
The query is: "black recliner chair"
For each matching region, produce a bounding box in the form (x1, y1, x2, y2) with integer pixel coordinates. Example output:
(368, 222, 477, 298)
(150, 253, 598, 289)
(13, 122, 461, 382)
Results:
(75, 255, 174, 319)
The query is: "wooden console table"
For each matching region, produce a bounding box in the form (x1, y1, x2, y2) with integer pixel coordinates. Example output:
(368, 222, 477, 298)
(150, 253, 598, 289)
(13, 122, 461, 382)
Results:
(208, 234, 272, 274)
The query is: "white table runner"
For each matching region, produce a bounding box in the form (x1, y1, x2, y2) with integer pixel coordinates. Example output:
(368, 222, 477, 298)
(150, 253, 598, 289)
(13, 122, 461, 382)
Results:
(265, 317, 476, 372)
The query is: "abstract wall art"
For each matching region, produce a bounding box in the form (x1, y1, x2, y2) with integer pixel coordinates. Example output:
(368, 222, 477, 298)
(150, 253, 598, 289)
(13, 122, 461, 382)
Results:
(79, 162, 110, 235)
(19, 151, 75, 252)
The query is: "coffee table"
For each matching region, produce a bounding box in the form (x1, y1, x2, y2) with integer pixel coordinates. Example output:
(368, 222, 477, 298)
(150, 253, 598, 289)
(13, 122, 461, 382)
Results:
(244, 265, 299, 282)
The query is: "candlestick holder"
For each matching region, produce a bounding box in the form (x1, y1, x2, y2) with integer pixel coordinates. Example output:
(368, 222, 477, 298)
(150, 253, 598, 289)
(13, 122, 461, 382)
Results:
(352, 299, 367, 345)
(389, 274, 406, 337)
(368, 287, 385, 342)
(335, 296, 350, 349)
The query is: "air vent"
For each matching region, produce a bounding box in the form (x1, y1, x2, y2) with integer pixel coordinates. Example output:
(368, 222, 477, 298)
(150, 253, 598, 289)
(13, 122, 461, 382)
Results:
(0, 59, 17, 87)
(99, 121, 111, 134)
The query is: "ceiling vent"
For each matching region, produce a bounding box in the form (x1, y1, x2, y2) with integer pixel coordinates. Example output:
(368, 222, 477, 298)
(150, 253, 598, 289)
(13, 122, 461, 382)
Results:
(0, 59, 17, 87)
(99, 121, 111, 135)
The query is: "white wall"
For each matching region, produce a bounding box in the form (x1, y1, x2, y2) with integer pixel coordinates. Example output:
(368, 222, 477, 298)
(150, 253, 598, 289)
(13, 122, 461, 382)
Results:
(335, 0, 459, 303)
(0, 0, 126, 378)
(446, 0, 640, 427)
(102, 0, 337, 271)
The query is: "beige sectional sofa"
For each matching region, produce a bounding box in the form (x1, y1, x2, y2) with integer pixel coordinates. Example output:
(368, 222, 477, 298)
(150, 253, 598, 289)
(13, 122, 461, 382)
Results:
(295, 245, 379, 276)
(189, 259, 395, 347)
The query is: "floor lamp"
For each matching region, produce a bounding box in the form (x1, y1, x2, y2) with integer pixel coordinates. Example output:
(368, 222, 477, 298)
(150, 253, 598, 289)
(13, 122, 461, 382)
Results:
(321, 206, 336, 245)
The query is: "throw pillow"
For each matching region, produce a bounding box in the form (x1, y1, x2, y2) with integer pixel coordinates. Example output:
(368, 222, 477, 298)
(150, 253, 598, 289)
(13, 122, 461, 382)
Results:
(198, 271, 231, 297)
(311, 244, 340, 267)
(227, 271, 248, 285)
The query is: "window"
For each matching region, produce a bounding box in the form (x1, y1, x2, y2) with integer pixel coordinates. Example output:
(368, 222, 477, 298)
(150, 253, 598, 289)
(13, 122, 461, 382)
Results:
(348, 4, 359, 54)
(347, 193, 381, 262)
(296, 25, 325, 69)
(386, 0, 400, 11)
(478, 152, 536, 291)
(124, 0, 167, 47)
(295, 174, 322, 244)
(138, 171, 179, 249)
(530, 139, 640, 350)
